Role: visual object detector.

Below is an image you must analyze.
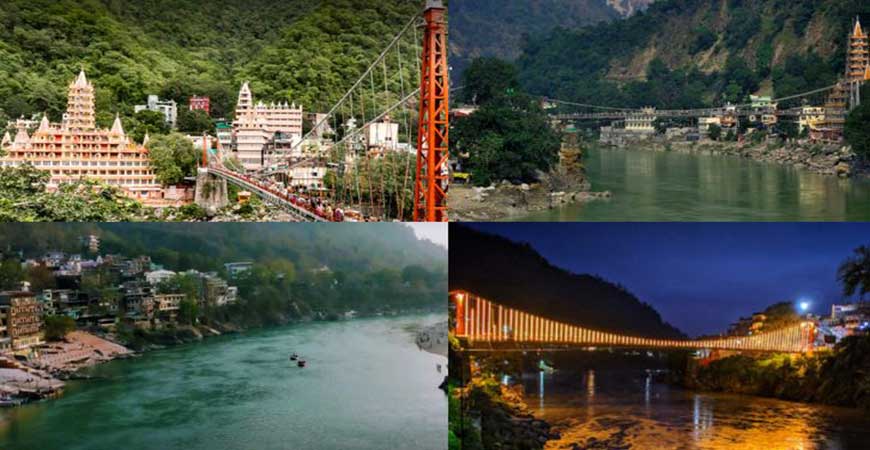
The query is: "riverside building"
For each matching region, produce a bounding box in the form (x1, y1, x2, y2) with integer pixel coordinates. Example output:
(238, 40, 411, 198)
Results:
(231, 82, 304, 170)
(815, 17, 870, 141)
(0, 71, 162, 200)
(0, 291, 45, 353)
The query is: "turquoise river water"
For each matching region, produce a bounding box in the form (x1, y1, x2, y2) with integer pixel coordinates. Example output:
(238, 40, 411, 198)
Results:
(523, 146, 870, 221)
(0, 314, 447, 450)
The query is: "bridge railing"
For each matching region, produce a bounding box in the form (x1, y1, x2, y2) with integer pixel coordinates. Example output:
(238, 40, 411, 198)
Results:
(207, 167, 328, 222)
(450, 291, 814, 353)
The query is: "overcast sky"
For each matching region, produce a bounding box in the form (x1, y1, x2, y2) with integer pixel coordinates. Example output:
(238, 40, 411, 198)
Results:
(466, 223, 869, 337)
(408, 224, 448, 249)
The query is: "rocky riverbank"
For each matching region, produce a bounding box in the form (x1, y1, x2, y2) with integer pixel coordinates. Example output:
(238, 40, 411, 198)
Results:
(415, 321, 448, 358)
(452, 182, 611, 222)
(0, 331, 132, 405)
(457, 379, 559, 449)
(614, 140, 869, 178)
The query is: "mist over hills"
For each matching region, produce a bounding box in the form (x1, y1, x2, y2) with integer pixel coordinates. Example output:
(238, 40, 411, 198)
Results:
(449, 0, 651, 76)
(0, 223, 446, 275)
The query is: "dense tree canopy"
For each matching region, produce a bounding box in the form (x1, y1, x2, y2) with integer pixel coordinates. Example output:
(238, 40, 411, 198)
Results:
(845, 90, 870, 159)
(0, 165, 145, 221)
(0, 224, 448, 321)
(0, 0, 419, 136)
(511, 0, 865, 109)
(146, 133, 199, 185)
(454, 58, 561, 186)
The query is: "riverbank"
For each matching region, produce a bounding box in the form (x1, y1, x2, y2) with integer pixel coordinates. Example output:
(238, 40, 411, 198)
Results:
(611, 139, 869, 179)
(0, 331, 131, 404)
(676, 335, 870, 412)
(415, 321, 448, 357)
(452, 182, 611, 222)
(454, 377, 557, 450)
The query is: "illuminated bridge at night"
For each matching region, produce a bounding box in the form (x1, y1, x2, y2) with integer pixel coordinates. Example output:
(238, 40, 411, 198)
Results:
(450, 290, 816, 354)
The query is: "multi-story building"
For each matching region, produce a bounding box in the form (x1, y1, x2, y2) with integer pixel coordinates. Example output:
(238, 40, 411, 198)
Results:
(262, 132, 304, 169)
(135, 95, 178, 128)
(215, 122, 233, 153)
(366, 119, 401, 151)
(201, 274, 238, 308)
(151, 293, 185, 321)
(815, 18, 870, 141)
(224, 262, 254, 278)
(288, 163, 327, 190)
(624, 107, 656, 134)
(231, 82, 304, 170)
(0, 291, 44, 352)
(815, 82, 850, 142)
(799, 106, 826, 135)
(0, 71, 162, 200)
(189, 96, 211, 116)
(145, 269, 176, 285)
(122, 281, 155, 319)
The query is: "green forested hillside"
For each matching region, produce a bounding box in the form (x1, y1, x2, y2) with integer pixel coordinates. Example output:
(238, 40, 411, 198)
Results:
(0, 223, 446, 275)
(0, 0, 419, 134)
(515, 0, 869, 108)
(450, 225, 684, 338)
(0, 223, 447, 319)
(449, 0, 620, 75)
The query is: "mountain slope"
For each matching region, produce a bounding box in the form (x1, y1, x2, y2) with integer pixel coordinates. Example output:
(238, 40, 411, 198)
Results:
(0, 223, 447, 275)
(516, 0, 867, 108)
(0, 0, 418, 133)
(449, 0, 623, 76)
(450, 225, 684, 338)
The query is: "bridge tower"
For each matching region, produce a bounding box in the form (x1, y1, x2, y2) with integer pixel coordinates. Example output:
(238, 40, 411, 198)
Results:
(414, 0, 449, 222)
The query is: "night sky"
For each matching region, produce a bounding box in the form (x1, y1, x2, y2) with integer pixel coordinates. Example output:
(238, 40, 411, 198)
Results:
(462, 223, 870, 337)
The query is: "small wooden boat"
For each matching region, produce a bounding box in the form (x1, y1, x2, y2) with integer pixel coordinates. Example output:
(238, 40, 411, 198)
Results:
(297, 360, 306, 368)
(290, 353, 298, 361)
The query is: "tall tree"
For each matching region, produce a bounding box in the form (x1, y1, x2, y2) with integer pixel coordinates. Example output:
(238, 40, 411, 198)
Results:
(146, 133, 199, 186)
(838, 245, 870, 301)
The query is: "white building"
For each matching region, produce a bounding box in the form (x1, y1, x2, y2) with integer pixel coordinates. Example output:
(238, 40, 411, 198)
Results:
(145, 269, 177, 286)
(135, 95, 178, 128)
(289, 164, 327, 190)
(625, 107, 656, 134)
(231, 82, 304, 171)
(366, 120, 400, 150)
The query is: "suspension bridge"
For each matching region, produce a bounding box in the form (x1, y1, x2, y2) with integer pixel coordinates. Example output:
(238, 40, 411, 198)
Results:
(450, 290, 817, 354)
(546, 82, 859, 123)
(200, 0, 449, 222)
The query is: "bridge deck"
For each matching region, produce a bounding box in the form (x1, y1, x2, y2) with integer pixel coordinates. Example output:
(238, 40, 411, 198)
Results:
(207, 167, 328, 222)
(451, 291, 815, 354)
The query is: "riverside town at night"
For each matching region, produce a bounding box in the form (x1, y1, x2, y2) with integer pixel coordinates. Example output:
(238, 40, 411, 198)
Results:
(448, 223, 870, 449)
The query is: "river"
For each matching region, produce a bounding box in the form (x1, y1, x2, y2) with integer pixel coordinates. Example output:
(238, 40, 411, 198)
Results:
(523, 146, 870, 221)
(0, 314, 447, 450)
(521, 370, 870, 449)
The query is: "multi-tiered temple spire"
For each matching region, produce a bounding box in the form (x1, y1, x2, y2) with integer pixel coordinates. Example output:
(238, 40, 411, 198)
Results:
(66, 69, 96, 131)
(847, 16, 869, 83)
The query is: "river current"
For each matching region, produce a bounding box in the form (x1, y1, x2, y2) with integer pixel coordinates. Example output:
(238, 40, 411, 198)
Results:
(522, 370, 870, 450)
(523, 147, 870, 221)
(0, 314, 447, 450)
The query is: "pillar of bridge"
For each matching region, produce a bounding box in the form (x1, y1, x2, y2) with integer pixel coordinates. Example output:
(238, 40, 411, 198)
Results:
(195, 168, 229, 215)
